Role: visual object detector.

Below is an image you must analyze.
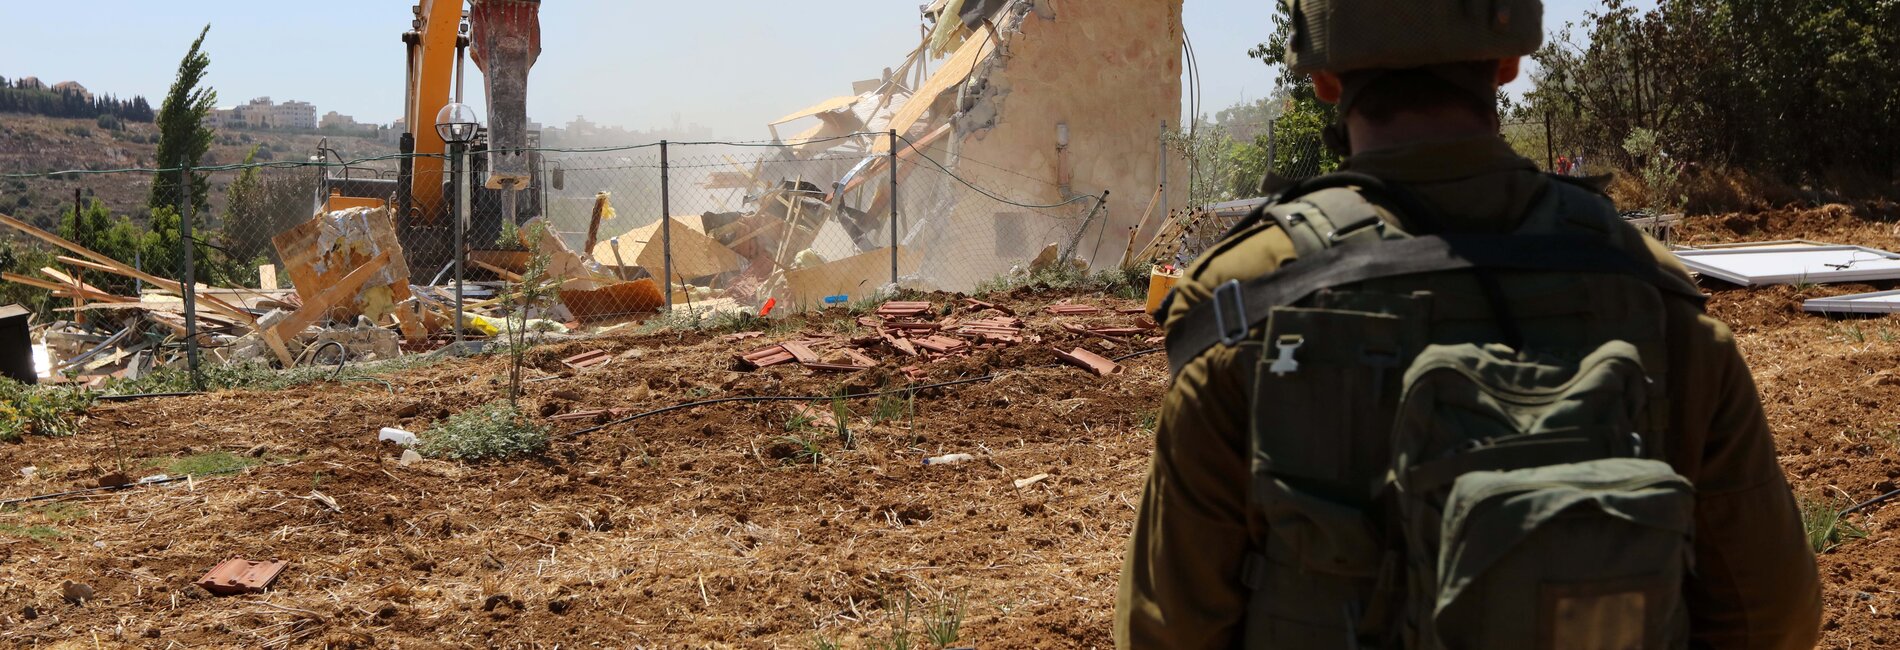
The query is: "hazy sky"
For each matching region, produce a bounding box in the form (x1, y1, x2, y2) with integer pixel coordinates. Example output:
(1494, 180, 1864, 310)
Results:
(0, 1, 1601, 139)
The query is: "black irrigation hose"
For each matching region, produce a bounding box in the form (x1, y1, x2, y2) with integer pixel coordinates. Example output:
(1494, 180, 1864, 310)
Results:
(1842, 488, 1900, 518)
(0, 460, 296, 509)
(96, 391, 203, 402)
(559, 346, 1166, 439)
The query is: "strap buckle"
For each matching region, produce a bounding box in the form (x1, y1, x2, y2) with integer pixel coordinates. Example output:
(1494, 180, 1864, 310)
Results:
(1212, 279, 1248, 346)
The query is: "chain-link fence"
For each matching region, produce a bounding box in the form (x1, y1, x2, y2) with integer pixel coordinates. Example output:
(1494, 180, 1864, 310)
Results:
(0, 133, 1112, 381)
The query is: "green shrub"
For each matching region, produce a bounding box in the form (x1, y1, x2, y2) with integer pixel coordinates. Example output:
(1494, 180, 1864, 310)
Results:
(420, 401, 548, 462)
(0, 380, 97, 441)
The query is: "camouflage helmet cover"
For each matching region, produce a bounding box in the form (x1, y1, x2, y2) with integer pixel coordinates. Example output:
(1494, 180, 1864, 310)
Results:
(1283, 0, 1544, 74)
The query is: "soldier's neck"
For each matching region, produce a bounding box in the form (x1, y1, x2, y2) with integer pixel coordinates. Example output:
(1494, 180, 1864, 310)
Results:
(1347, 110, 1498, 155)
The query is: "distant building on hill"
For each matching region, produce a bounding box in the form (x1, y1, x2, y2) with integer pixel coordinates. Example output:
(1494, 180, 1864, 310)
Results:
(204, 96, 319, 130)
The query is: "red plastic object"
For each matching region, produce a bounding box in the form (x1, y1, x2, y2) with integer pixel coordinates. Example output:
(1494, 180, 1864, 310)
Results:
(760, 298, 777, 316)
(197, 558, 288, 596)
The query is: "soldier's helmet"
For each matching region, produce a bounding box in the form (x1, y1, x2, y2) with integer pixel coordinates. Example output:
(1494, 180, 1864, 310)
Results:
(1282, 0, 1544, 74)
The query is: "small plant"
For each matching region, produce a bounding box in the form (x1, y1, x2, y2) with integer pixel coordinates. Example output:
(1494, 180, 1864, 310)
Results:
(0, 523, 66, 543)
(872, 590, 915, 650)
(808, 634, 841, 650)
(832, 393, 855, 450)
(1137, 409, 1160, 435)
(1845, 323, 1867, 344)
(1880, 327, 1897, 344)
(152, 451, 258, 477)
(35, 502, 88, 523)
(1801, 496, 1867, 553)
(922, 591, 967, 649)
(504, 223, 559, 406)
(0, 380, 96, 440)
(871, 392, 913, 425)
(420, 401, 549, 462)
(777, 434, 825, 465)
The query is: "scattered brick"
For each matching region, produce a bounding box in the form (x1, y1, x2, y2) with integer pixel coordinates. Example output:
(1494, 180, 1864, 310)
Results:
(560, 349, 612, 370)
(722, 331, 764, 342)
(914, 335, 971, 354)
(875, 301, 933, 318)
(1054, 346, 1124, 376)
(197, 558, 288, 596)
(780, 341, 822, 365)
(1044, 304, 1102, 316)
(739, 344, 796, 369)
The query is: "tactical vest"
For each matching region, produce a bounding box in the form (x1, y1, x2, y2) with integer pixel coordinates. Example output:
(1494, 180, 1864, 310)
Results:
(1162, 173, 1708, 649)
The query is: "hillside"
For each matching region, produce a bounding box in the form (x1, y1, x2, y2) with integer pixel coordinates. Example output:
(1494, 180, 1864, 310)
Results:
(0, 114, 388, 229)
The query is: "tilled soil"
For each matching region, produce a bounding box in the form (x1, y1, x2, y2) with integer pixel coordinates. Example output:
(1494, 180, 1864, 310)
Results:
(1682, 206, 1900, 649)
(3, 205, 1898, 648)
(1, 293, 1167, 648)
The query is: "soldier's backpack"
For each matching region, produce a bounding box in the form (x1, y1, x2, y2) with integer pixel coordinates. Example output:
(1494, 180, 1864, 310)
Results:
(1162, 172, 1709, 649)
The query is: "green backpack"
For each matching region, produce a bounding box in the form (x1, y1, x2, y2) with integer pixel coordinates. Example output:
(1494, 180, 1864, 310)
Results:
(1163, 173, 1708, 649)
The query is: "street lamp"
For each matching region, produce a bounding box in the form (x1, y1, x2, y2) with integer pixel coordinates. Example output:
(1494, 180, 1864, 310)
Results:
(436, 102, 480, 346)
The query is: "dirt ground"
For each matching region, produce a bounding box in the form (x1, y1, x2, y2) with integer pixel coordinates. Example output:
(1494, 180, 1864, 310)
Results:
(2, 205, 1898, 648)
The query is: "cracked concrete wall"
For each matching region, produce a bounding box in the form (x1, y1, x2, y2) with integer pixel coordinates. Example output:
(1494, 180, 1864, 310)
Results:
(932, 0, 1187, 286)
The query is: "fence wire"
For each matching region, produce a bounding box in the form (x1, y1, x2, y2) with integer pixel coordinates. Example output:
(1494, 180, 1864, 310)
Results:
(0, 133, 1121, 378)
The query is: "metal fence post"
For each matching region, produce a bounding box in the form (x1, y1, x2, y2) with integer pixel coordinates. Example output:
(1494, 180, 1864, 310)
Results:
(1544, 111, 1555, 171)
(177, 165, 201, 388)
(1264, 121, 1278, 178)
(453, 143, 466, 346)
(660, 140, 673, 310)
(889, 129, 899, 286)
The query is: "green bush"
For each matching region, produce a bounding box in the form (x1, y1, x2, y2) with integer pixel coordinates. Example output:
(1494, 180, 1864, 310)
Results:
(420, 401, 548, 462)
(0, 380, 97, 441)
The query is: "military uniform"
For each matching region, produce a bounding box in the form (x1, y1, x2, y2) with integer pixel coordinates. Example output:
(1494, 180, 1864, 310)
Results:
(1114, 136, 1823, 648)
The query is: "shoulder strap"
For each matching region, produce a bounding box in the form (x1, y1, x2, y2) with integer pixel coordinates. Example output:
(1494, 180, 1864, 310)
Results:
(1163, 233, 1707, 377)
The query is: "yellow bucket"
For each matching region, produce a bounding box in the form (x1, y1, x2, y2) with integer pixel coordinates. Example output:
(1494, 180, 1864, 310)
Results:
(1145, 266, 1182, 314)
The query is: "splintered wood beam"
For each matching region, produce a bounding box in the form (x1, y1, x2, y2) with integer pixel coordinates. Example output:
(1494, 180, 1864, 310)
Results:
(270, 250, 393, 347)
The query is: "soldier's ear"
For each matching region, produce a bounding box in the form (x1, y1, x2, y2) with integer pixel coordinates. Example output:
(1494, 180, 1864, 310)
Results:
(1496, 57, 1522, 86)
(1312, 71, 1343, 104)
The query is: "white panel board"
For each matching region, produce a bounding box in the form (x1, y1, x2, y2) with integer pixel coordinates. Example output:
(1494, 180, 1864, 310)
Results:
(1803, 290, 1900, 314)
(1673, 245, 1900, 286)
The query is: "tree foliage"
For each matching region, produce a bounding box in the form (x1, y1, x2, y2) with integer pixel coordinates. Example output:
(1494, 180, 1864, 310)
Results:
(0, 79, 153, 122)
(148, 25, 217, 218)
(145, 24, 218, 282)
(1523, 0, 1899, 194)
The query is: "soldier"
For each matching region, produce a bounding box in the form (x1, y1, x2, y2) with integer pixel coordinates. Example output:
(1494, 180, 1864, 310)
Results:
(1115, 1, 1823, 648)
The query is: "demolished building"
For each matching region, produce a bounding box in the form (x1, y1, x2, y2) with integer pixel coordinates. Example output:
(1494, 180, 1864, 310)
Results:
(716, 0, 1189, 297)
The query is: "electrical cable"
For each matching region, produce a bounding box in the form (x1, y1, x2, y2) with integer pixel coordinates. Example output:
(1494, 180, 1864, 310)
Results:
(897, 134, 1102, 210)
(557, 346, 1165, 440)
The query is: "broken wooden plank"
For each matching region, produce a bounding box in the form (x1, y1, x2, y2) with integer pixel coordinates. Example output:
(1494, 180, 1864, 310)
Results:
(269, 250, 392, 343)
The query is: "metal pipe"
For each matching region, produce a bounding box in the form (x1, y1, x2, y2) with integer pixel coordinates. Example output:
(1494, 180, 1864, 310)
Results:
(177, 166, 200, 388)
(454, 143, 467, 345)
(889, 129, 899, 285)
(660, 140, 672, 310)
